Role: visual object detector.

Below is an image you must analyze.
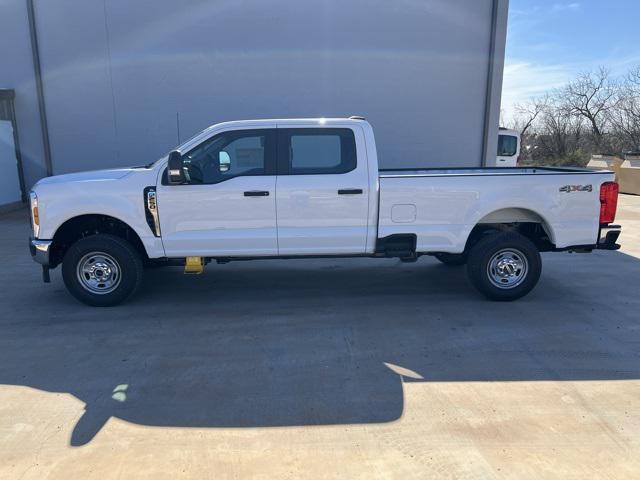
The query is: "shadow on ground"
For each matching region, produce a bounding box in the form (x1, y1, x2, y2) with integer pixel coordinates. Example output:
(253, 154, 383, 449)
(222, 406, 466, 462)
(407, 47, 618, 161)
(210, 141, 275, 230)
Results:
(1, 210, 639, 446)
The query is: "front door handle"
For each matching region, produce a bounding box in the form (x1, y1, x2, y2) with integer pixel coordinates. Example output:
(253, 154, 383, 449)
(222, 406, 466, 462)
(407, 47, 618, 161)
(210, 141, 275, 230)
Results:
(244, 190, 270, 197)
(338, 189, 363, 195)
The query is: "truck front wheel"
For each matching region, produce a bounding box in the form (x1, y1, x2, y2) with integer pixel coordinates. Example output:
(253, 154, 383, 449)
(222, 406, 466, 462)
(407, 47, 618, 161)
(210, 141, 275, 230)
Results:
(466, 232, 541, 301)
(62, 234, 144, 307)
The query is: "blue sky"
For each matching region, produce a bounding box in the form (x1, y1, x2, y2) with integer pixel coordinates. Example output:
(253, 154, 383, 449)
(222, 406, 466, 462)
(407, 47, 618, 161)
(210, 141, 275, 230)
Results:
(502, 0, 640, 119)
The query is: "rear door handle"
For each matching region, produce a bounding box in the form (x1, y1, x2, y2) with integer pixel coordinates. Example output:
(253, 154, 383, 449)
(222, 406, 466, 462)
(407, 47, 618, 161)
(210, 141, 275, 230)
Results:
(338, 189, 363, 195)
(244, 190, 270, 197)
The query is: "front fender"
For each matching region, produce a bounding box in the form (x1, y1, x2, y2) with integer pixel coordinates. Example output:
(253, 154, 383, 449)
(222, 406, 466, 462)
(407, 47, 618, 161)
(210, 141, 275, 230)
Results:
(34, 173, 165, 258)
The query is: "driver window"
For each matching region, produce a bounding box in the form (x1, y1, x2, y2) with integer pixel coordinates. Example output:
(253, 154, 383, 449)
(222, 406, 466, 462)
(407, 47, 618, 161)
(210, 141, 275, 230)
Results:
(182, 131, 268, 184)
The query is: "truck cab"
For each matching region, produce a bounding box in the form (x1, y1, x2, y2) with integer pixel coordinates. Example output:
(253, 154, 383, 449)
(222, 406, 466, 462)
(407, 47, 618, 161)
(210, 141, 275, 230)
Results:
(158, 119, 378, 257)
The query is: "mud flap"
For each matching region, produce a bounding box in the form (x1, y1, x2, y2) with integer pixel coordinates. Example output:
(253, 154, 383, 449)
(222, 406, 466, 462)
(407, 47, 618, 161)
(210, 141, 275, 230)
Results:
(42, 265, 50, 283)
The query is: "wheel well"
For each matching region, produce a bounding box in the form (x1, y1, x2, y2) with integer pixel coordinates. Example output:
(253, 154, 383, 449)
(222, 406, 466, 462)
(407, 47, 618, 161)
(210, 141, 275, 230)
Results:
(50, 215, 148, 267)
(464, 222, 555, 253)
(463, 208, 555, 253)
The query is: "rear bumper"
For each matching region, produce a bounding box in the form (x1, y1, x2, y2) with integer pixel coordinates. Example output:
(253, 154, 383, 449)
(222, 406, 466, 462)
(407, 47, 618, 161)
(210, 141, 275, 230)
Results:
(597, 225, 622, 250)
(29, 238, 52, 265)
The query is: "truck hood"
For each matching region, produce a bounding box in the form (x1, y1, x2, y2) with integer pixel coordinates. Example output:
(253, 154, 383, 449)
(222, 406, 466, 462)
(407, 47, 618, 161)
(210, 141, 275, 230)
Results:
(34, 168, 135, 186)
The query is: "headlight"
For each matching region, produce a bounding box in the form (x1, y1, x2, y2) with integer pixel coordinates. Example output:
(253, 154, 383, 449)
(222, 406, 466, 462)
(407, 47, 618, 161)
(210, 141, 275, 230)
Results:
(29, 191, 40, 238)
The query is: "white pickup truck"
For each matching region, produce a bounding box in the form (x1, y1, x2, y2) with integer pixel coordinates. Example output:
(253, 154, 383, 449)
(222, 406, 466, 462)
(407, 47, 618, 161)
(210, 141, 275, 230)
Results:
(29, 117, 622, 306)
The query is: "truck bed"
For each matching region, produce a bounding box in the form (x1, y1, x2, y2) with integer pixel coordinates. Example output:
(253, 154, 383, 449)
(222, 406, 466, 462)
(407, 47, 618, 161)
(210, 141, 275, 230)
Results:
(377, 166, 615, 254)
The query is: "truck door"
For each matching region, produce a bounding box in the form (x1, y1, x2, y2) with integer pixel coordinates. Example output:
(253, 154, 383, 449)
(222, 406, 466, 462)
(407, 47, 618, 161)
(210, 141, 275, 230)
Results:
(275, 127, 370, 255)
(156, 128, 278, 257)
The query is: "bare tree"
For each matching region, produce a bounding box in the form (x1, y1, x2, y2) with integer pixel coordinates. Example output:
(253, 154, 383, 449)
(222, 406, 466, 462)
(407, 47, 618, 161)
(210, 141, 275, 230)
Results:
(526, 97, 587, 165)
(505, 65, 640, 166)
(513, 96, 548, 137)
(609, 66, 640, 151)
(629, 65, 640, 87)
(502, 97, 548, 163)
(561, 67, 618, 149)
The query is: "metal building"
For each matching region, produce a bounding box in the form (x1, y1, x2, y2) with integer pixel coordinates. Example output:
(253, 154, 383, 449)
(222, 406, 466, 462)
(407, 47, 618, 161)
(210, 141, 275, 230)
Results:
(0, 0, 509, 204)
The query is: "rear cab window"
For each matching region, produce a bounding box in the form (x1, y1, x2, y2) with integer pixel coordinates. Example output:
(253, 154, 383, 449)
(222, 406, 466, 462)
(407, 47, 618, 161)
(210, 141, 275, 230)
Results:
(278, 128, 357, 174)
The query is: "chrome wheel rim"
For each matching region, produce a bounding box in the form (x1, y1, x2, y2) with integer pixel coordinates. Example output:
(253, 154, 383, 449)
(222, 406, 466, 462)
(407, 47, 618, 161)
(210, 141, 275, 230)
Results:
(76, 252, 121, 294)
(487, 248, 528, 289)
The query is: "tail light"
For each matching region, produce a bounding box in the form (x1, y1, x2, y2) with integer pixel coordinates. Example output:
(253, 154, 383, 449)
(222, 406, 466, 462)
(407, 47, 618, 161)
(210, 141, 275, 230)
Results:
(599, 181, 619, 225)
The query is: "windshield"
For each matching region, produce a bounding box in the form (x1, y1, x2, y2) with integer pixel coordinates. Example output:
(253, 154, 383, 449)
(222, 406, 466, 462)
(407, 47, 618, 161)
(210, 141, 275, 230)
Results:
(141, 126, 214, 168)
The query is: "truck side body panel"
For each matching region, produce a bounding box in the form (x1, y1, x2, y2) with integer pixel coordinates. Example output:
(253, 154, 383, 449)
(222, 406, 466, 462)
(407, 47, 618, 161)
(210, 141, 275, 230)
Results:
(378, 169, 615, 253)
(31, 120, 617, 263)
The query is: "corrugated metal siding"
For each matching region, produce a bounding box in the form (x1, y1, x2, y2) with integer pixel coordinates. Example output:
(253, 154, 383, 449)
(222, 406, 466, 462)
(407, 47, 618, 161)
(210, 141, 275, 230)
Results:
(2, 0, 508, 185)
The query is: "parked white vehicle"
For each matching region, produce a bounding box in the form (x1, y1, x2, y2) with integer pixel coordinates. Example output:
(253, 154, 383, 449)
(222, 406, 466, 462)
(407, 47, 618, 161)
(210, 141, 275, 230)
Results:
(492, 128, 521, 167)
(29, 118, 621, 306)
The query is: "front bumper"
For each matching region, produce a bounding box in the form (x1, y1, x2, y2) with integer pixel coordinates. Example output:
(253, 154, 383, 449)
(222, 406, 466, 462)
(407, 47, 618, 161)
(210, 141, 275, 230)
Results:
(597, 224, 622, 250)
(29, 238, 53, 265)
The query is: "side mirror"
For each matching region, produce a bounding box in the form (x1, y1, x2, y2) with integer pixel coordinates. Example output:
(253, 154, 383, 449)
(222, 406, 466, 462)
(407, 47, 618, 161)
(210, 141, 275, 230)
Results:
(167, 151, 185, 184)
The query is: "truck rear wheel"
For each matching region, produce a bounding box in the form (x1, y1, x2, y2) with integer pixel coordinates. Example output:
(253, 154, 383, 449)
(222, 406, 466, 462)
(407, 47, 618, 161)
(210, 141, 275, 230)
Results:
(466, 232, 541, 301)
(62, 234, 143, 307)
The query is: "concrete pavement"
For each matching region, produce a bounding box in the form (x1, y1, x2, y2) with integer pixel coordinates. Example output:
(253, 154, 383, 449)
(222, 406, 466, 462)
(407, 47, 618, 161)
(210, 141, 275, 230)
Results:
(1, 195, 639, 479)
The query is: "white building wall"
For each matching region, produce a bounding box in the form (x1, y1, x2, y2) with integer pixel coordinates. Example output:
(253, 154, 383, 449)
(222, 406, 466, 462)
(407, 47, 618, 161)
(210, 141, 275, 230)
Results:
(0, 0, 48, 189)
(2, 0, 508, 188)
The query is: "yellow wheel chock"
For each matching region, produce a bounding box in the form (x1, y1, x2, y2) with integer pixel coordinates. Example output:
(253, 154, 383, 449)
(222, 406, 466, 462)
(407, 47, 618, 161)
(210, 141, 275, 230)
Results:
(184, 256, 204, 274)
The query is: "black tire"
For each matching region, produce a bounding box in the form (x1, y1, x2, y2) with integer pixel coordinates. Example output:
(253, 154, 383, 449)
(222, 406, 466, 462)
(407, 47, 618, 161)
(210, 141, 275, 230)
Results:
(62, 234, 143, 307)
(466, 232, 541, 301)
(434, 252, 467, 266)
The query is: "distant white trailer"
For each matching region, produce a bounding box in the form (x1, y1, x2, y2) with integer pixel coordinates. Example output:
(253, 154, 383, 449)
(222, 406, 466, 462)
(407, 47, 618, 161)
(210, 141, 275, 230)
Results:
(491, 128, 520, 167)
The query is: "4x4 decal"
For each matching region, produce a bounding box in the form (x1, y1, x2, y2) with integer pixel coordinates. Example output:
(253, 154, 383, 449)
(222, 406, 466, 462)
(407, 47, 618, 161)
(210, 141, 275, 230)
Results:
(559, 184, 592, 193)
